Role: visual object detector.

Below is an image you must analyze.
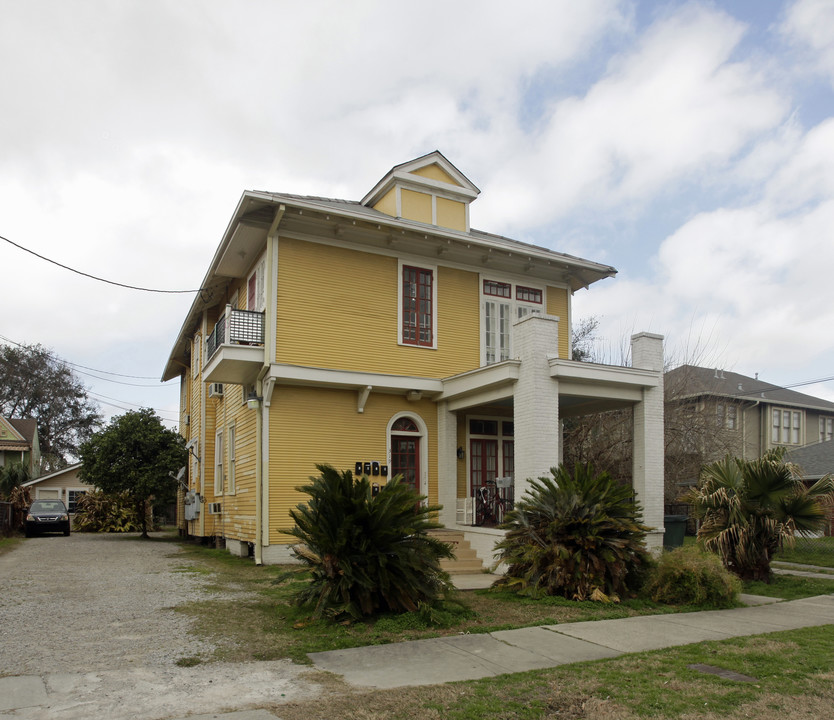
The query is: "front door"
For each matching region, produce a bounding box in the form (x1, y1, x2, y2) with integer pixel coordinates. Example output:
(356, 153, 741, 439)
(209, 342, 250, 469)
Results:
(471, 439, 498, 525)
(390, 435, 420, 494)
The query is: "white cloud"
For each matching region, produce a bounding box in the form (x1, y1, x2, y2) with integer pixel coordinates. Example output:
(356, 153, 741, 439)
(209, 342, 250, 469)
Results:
(783, 0, 834, 86)
(480, 4, 789, 233)
(578, 113, 834, 379)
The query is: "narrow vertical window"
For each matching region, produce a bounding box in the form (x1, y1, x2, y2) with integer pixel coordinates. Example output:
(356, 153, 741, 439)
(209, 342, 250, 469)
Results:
(773, 409, 781, 443)
(484, 300, 510, 363)
(402, 265, 433, 347)
(214, 430, 224, 495)
(228, 424, 236, 494)
(792, 412, 801, 445)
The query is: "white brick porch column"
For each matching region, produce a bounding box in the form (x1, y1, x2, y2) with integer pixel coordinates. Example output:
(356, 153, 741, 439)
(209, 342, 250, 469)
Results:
(436, 400, 458, 527)
(631, 332, 665, 552)
(513, 314, 561, 504)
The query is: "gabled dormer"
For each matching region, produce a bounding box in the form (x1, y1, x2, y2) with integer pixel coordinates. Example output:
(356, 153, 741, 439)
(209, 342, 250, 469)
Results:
(361, 150, 480, 232)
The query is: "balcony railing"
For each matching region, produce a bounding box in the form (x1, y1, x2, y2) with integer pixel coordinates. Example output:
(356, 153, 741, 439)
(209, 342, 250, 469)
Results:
(206, 306, 265, 363)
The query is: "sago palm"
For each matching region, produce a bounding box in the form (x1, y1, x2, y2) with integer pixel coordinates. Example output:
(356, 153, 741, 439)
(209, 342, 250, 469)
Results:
(287, 464, 454, 620)
(494, 463, 651, 601)
(686, 448, 834, 582)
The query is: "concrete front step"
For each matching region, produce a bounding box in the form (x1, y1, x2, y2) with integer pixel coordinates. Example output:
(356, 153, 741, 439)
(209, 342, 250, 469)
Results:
(430, 530, 484, 575)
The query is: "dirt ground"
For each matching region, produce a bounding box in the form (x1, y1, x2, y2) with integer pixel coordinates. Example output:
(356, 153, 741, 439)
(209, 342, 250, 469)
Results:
(0, 532, 320, 720)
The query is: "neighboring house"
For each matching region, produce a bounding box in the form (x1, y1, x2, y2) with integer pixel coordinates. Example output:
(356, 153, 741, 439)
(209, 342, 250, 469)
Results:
(664, 365, 834, 506)
(22, 463, 92, 512)
(0, 415, 40, 477)
(787, 442, 834, 536)
(665, 365, 834, 459)
(162, 151, 666, 564)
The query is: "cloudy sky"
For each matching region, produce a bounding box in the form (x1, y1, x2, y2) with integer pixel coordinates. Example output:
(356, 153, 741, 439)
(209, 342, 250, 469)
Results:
(2, 0, 833, 428)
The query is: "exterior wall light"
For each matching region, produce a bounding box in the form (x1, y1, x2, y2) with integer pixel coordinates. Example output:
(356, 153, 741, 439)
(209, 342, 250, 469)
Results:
(246, 393, 263, 410)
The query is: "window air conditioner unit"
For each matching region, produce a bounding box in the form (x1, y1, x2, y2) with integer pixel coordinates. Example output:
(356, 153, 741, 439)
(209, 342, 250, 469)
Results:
(208, 383, 224, 398)
(184, 414, 190, 426)
(208, 502, 222, 515)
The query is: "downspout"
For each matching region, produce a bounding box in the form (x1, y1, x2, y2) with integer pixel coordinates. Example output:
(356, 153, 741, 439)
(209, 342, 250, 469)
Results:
(254, 205, 284, 566)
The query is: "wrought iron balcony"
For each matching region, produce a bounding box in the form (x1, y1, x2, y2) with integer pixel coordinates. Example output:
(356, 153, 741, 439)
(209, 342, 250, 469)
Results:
(203, 305, 265, 385)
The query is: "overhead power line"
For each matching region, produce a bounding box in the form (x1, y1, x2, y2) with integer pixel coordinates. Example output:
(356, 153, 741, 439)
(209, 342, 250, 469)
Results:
(0, 333, 174, 383)
(1, 233, 205, 294)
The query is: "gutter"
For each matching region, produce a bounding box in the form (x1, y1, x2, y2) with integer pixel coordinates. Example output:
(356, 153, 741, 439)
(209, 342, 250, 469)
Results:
(254, 205, 284, 566)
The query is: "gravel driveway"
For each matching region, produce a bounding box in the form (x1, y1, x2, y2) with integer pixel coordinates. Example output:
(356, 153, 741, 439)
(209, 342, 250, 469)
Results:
(0, 533, 318, 719)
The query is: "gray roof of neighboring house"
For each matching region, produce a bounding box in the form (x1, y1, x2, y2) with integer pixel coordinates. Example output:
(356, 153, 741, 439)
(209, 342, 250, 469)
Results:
(665, 365, 834, 413)
(786, 442, 834, 479)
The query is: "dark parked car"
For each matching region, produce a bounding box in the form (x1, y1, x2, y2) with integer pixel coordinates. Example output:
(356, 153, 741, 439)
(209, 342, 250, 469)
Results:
(25, 499, 71, 537)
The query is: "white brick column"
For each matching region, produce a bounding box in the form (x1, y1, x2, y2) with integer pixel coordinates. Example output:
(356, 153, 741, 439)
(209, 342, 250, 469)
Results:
(631, 332, 665, 551)
(436, 400, 458, 527)
(513, 314, 561, 504)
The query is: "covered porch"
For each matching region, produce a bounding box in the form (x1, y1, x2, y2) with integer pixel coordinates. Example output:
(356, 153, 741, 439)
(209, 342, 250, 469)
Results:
(435, 316, 665, 568)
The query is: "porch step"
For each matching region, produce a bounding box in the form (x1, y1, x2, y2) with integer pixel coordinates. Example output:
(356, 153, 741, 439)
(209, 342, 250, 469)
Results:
(430, 530, 485, 575)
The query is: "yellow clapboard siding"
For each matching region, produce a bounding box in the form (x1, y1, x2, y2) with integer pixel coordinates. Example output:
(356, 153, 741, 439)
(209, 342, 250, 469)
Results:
(411, 163, 461, 187)
(372, 187, 397, 217)
(547, 286, 570, 359)
(276, 238, 480, 377)
(435, 197, 465, 231)
(400, 188, 433, 224)
(266, 386, 438, 545)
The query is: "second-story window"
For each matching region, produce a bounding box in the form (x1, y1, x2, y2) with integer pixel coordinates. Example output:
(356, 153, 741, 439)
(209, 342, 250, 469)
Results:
(821, 417, 834, 442)
(481, 277, 544, 365)
(401, 264, 434, 347)
(773, 408, 801, 445)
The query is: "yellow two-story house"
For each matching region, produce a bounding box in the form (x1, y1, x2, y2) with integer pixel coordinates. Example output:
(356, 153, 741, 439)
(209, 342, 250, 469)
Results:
(162, 152, 665, 565)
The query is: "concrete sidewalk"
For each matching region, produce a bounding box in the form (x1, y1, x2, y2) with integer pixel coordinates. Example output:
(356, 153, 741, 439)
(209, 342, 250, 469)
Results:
(309, 594, 834, 689)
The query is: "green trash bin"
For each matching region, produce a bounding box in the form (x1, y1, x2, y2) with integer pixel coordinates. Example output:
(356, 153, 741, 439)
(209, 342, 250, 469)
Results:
(663, 515, 687, 549)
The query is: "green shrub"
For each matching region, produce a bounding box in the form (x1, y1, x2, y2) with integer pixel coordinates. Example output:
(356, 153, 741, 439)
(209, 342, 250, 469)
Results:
(643, 546, 740, 607)
(493, 463, 651, 602)
(73, 489, 145, 532)
(286, 464, 455, 621)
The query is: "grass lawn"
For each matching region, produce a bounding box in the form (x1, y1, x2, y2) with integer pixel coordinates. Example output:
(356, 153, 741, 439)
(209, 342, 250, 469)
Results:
(172, 539, 834, 664)
(275, 625, 834, 720)
(772, 535, 834, 568)
(172, 541, 705, 665)
(0, 536, 22, 556)
(171, 538, 834, 719)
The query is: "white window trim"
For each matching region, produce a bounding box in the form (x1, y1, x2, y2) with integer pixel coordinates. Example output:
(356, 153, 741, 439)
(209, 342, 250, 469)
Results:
(479, 275, 545, 366)
(386, 411, 429, 499)
(772, 408, 804, 445)
(227, 423, 236, 496)
(397, 259, 438, 350)
(247, 255, 266, 312)
(66, 487, 88, 513)
(214, 430, 224, 496)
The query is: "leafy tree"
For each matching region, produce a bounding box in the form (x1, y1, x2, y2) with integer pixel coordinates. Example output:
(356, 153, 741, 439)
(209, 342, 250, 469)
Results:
(79, 408, 185, 538)
(494, 463, 651, 602)
(287, 465, 455, 621)
(0, 342, 102, 470)
(685, 449, 834, 582)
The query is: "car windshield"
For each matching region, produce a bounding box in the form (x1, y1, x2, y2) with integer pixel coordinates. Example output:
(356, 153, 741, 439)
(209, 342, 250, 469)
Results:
(31, 501, 66, 513)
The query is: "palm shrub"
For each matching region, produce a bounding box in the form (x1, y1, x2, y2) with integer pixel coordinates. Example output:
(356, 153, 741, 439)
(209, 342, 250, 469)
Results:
(493, 463, 651, 602)
(287, 464, 455, 621)
(685, 448, 834, 582)
(73, 489, 144, 533)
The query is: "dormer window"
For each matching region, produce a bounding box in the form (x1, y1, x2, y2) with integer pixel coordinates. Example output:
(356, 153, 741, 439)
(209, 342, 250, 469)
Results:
(362, 151, 479, 232)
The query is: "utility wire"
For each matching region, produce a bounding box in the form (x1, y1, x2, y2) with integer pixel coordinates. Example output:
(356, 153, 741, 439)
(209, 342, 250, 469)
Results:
(0, 333, 175, 384)
(1, 233, 205, 294)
